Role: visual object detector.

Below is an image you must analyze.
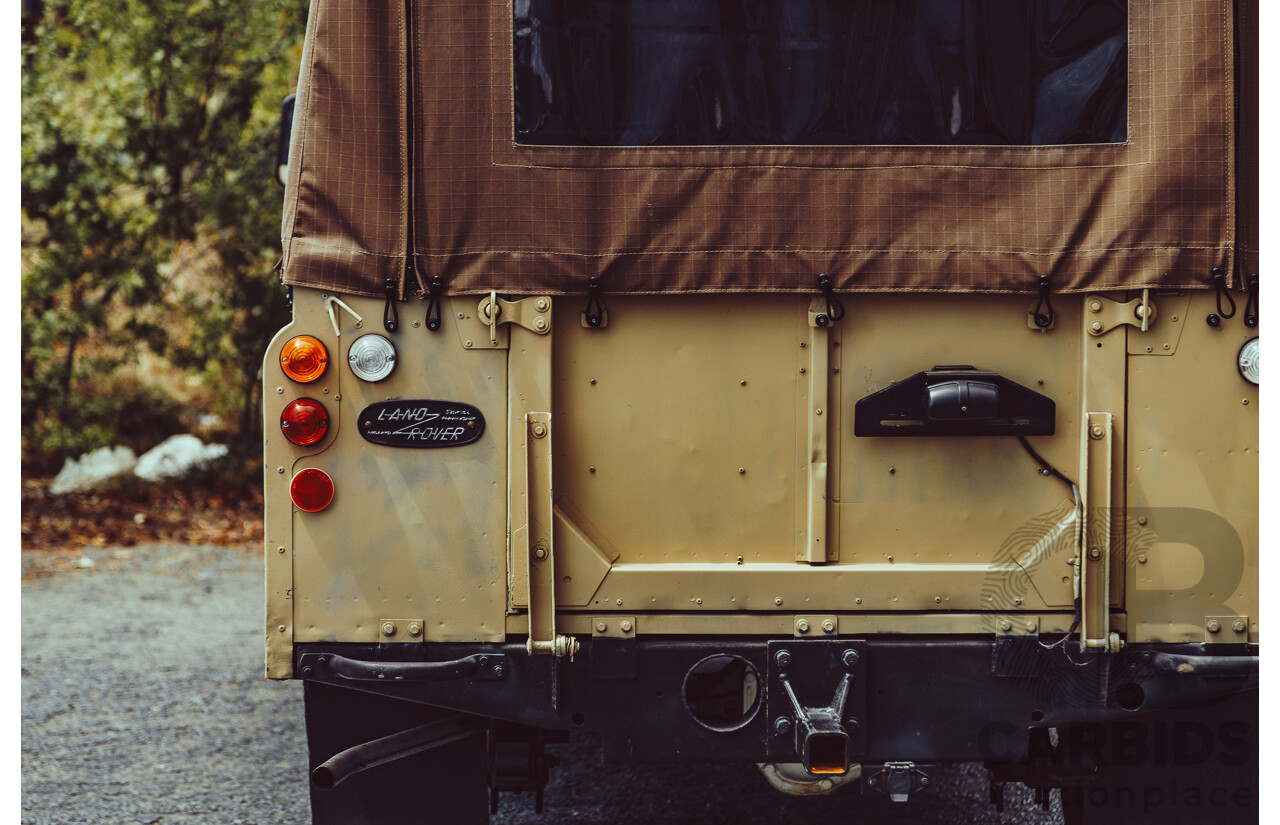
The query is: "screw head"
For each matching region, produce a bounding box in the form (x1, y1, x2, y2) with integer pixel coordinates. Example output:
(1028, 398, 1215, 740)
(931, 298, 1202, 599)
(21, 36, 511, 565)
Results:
(1232, 620, 1246, 633)
(796, 619, 811, 634)
(620, 620, 633, 633)
(535, 298, 549, 311)
(1000, 620, 1013, 632)
(1089, 300, 1103, 313)
(1088, 546, 1103, 561)
(821, 619, 835, 633)
(381, 621, 397, 637)
(1090, 320, 1104, 333)
(531, 423, 547, 438)
(533, 546, 548, 561)
(595, 622, 607, 633)
(534, 317, 548, 331)
(1025, 621, 1037, 631)
(407, 623, 422, 637)
(1206, 314, 1222, 328)
(842, 649, 860, 668)
(1137, 554, 1148, 564)
(773, 717, 793, 735)
(774, 650, 792, 668)
(1207, 620, 1221, 633)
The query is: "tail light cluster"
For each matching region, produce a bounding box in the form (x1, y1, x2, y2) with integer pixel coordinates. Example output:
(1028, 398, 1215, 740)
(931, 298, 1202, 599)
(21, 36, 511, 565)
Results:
(277, 331, 399, 513)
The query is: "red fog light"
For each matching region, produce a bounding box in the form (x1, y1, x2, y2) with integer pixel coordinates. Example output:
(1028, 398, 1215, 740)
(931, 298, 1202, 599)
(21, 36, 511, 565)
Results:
(290, 468, 334, 512)
(281, 398, 329, 447)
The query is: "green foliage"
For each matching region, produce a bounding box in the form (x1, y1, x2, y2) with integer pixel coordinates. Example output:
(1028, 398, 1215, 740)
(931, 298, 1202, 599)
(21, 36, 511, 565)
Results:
(21, 0, 307, 468)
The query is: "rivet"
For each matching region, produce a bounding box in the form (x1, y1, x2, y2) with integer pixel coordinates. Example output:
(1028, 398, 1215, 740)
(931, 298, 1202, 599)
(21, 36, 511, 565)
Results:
(1242, 398, 1249, 406)
(1145, 346, 1152, 353)
(589, 467, 596, 473)
(1163, 343, 1170, 350)
(889, 467, 896, 474)
(1025, 621, 1036, 631)
(1232, 620, 1246, 633)
(381, 622, 397, 637)
(617, 598, 623, 606)
(457, 313, 465, 319)
(1090, 424, 1105, 439)
(590, 378, 597, 385)
(800, 342, 807, 348)
(595, 622, 607, 633)
(334, 394, 340, 400)
(412, 321, 420, 328)
(1137, 516, 1148, 525)
(1171, 315, 1178, 322)
(821, 619, 835, 633)
(1013, 597, 1023, 606)
(276, 467, 285, 474)
(323, 387, 330, 394)
(1206, 620, 1221, 634)
(465, 340, 473, 348)
(1088, 547, 1102, 561)
(855, 598, 862, 605)
(276, 387, 284, 394)
(620, 620, 632, 632)
(278, 625, 286, 633)
(533, 546, 548, 561)
(934, 596, 942, 604)
(799, 367, 806, 374)
(694, 597, 702, 605)
(775, 597, 783, 606)
(1000, 620, 1012, 632)
(277, 546, 285, 554)
(531, 423, 547, 438)
(815, 409, 823, 416)
(1137, 554, 1147, 564)
(740, 380, 747, 386)
(796, 619, 811, 634)
(739, 468, 746, 474)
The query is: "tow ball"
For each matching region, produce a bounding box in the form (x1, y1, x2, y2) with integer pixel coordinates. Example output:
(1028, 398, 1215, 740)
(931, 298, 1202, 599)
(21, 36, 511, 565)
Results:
(767, 641, 867, 775)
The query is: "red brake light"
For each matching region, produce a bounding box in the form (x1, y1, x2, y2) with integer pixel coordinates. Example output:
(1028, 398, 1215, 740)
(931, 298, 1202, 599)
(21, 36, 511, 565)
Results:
(290, 468, 335, 512)
(281, 398, 329, 447)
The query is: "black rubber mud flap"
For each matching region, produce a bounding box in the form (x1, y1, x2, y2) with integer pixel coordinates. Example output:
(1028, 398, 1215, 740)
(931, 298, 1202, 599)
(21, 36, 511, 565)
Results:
(1058, 689, 1257, 825)
(304, 681, 490, 825)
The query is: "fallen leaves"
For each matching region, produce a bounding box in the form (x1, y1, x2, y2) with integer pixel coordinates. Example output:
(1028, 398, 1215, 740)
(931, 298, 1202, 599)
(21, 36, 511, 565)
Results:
(21, 478, 265, 559)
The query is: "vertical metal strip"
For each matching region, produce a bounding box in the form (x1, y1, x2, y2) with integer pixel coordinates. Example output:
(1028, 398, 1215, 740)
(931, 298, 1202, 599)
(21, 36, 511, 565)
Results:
(799, 299, 831, 564)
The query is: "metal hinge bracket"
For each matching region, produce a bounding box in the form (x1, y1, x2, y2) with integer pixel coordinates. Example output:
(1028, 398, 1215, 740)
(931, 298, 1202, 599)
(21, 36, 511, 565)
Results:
(479, 293, 551, 344)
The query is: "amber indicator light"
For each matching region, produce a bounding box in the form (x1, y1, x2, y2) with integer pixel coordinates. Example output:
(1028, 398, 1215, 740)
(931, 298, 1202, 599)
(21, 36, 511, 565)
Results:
(280, 398, 329, 447)
(280, 335, 328, 383)
(290, 468, 335, 512)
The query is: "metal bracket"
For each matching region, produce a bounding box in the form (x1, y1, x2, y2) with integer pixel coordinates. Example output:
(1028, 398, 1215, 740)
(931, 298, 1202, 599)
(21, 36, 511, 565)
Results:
(376, 618, 425, 643)
(1079, 412, 1120, 651)
(1086, 291, 1156, 336)
(478, 294, 552, 340)
(862, 762, 933, 802)
(1205, 615, 1251, 643)
(794, 615, 838, 637)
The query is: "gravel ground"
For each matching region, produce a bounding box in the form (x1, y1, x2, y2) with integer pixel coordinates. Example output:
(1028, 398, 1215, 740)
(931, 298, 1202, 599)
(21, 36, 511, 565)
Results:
(22, 544, 1061, 824)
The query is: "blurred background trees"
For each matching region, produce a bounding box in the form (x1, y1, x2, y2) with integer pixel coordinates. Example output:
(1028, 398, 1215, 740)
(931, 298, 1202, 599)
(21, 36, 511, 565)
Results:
(21, 0, 309, 474)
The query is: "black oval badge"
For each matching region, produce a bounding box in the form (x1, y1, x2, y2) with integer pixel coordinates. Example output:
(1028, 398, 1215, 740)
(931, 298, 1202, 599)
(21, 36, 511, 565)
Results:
(357, 400, 485, 448)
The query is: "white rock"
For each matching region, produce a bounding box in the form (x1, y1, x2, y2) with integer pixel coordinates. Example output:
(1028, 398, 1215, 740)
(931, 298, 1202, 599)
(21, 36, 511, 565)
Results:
(76, 557, 95, 568)
(134, 434, 229, 481)
(49, 446, 138, 494)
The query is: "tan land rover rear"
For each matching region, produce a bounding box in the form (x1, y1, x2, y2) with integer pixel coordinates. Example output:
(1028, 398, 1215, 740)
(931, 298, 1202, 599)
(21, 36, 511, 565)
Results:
(264, 1, 1259, 822)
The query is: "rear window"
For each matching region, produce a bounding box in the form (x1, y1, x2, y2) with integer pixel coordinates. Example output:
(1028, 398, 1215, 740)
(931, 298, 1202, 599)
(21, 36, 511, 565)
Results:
(514, 0, 1127, 147)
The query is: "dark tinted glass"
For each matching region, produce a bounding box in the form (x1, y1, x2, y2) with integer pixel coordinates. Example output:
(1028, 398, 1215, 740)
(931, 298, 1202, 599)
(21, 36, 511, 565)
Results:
(513, 0, 1127, 146)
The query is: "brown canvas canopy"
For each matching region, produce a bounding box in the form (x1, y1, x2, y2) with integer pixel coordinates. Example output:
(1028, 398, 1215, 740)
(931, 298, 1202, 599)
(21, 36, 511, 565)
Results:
(280, 0, 1255, 300)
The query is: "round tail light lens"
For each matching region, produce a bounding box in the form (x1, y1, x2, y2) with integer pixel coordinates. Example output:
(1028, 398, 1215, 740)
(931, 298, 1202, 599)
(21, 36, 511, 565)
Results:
(290, 468, 335, 512)
(281, 335, 329, 383)
(348, 334, 397, 382)
(281, 398, 329, 446)
(1238, 337, 1259, 385)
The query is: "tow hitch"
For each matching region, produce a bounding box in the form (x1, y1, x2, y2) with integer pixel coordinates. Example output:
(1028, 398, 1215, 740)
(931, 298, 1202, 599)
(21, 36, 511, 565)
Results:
(767, 640, 867, 775)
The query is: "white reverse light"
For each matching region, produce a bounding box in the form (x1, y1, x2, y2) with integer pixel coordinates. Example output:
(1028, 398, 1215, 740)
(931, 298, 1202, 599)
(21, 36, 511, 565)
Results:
(347, 334, 397, 382)
(1238, 337, 1259, 385)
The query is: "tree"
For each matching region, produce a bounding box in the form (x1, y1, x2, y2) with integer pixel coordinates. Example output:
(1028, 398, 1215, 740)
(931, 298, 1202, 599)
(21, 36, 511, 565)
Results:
(21, 0, 308, 468)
